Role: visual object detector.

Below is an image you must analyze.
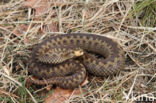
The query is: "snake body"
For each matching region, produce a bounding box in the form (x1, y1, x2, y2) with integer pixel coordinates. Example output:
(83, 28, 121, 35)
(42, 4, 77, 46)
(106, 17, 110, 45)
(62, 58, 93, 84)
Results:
(28, 33, 125, 89)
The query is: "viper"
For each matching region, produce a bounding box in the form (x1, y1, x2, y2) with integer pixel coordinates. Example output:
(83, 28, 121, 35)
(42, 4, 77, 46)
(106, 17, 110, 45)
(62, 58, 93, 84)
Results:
(28, 33, 125, 89)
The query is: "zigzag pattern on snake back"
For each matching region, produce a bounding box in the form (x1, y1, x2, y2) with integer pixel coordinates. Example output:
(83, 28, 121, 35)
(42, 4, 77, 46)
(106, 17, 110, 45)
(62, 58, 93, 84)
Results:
(28, 33, 125, 89)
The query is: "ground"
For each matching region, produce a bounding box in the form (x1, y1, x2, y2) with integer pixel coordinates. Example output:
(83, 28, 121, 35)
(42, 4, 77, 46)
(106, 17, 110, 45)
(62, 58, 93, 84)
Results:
(0, 0, 156, 103)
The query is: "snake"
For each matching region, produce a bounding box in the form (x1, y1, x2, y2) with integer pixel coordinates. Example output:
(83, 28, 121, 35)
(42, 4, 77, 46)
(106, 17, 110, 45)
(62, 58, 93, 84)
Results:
(28, 33, 125, 89)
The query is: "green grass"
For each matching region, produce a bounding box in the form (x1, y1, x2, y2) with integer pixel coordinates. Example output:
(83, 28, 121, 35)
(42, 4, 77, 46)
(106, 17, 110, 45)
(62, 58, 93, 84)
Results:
(129, 0, 156, 27)
(0, 97, 13, 103)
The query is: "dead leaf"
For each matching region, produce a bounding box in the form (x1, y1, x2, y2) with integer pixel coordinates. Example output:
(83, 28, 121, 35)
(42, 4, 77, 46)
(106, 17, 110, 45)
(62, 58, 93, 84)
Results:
(42, 22, 58, 32)
(24, 37, 30, 43)
(50, 0, 68, 7)
(23, 0, 50, 16)
(44, 76, 88, 103)
(13, 24, 31, 43)
(23, 0, 38, 8)
(0, 37, 4, 42)
(13, 24, 28, 37)
(44, 88, 86, 103)
(26, 76, 88, 103)
(27, 74, 88, 103)
(23, 0, 68, 16)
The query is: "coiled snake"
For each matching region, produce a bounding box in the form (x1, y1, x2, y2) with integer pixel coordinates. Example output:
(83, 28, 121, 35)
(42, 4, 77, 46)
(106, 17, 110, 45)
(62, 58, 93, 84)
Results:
(28, 33, 125, 89)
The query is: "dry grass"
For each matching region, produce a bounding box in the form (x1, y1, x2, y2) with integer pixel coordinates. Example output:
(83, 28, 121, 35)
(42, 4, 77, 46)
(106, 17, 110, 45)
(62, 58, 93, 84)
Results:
(0, 0, 156, 103)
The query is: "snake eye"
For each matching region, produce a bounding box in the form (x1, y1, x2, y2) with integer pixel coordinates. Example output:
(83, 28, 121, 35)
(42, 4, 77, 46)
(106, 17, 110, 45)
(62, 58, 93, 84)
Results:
(74, 49, 84, 57)
(69, 53, 74, 58)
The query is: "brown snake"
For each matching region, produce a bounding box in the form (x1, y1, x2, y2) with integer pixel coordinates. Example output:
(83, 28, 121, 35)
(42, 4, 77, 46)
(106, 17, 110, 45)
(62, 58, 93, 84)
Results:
(28, 33, 125, 89)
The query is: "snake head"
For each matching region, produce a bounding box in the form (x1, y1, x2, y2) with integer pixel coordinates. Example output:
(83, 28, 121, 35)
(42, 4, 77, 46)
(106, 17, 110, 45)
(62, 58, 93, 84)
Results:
(74, 49, 84, 57)
(67, 48, 84, 58)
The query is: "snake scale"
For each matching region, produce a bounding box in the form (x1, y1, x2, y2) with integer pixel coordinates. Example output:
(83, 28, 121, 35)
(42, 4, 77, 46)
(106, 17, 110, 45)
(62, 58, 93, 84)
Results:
(28, 33, 125, 89)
